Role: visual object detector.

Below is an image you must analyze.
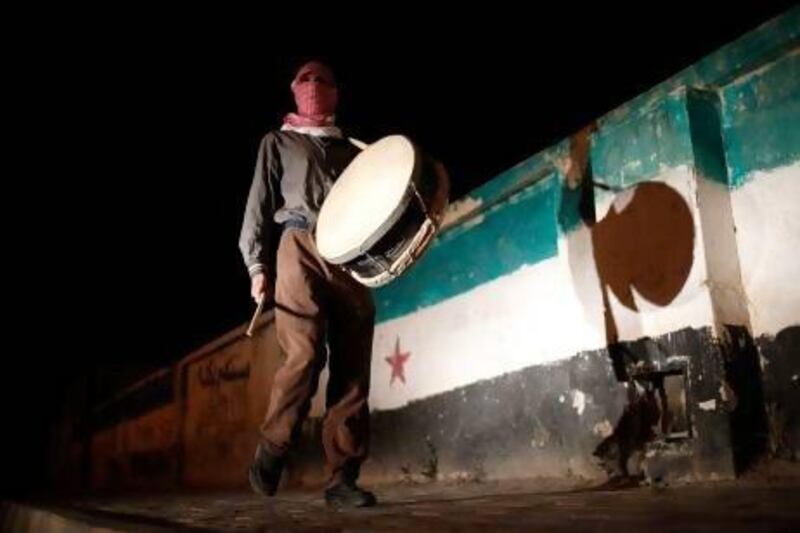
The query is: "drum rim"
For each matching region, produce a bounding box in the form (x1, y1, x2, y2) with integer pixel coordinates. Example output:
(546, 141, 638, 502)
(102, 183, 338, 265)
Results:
(318, 136, 421, 264)
(336, 158, 450, 288)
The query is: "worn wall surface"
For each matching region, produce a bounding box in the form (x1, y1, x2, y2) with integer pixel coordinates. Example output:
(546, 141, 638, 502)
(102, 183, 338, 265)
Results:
(364, 10, 799, 483)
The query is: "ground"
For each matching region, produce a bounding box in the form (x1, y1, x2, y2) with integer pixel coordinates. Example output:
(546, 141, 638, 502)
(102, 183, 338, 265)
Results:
(4, 464, 800, 531)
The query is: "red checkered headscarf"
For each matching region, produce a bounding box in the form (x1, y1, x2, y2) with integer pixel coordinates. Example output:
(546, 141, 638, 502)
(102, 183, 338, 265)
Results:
(283, 61, 339, 128)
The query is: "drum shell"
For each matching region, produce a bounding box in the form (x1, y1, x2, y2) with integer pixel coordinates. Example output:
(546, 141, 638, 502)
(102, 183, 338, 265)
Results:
(337, 153, 449, 287)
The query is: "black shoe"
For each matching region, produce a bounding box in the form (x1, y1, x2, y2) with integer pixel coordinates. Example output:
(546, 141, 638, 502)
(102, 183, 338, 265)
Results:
(324, 482, 377, 508)
(248, 444, 284, 496)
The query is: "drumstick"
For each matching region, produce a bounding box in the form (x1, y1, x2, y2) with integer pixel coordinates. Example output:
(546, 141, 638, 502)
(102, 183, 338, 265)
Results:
(246, 293, 265, 337)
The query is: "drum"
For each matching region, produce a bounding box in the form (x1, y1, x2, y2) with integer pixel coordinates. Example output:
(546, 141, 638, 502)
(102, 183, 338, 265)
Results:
(315, 135, 449, 287)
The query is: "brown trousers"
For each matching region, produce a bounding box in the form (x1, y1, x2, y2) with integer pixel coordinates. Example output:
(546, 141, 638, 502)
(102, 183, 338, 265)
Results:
(260, 228, 375, 484)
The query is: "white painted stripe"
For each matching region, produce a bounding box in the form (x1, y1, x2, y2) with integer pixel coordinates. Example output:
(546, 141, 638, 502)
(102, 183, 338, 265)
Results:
(731, 162, 800, 336)
(369, 167, 717, 411)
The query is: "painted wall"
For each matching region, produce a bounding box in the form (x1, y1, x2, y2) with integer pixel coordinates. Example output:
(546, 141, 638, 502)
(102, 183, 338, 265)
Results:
(86, 313, 333, 491)
(176, 315, 324, 489)
(720, 47, 800, 459)
(364, 10, 799, 481)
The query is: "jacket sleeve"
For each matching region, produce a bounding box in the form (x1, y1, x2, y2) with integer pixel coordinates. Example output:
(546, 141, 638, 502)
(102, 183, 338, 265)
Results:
(238, 133, 281, 278)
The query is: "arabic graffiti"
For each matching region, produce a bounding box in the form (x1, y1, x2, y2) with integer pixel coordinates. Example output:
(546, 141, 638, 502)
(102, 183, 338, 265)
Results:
(197, 357, 251, 388)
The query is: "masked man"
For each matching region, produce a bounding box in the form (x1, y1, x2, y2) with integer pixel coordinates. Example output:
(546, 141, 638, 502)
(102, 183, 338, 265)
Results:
(239, 61, 376, 507)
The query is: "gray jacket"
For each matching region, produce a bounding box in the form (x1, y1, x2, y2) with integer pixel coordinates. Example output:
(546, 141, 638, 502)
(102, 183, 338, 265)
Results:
(238, 130, 362, 278)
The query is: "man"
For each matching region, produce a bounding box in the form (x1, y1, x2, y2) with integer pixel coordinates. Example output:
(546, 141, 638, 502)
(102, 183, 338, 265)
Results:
(238, 61, 377, 507)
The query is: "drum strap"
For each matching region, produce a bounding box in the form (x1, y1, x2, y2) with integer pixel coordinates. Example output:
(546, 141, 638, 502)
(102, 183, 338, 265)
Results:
(283, 219, 310, 231)
(348, 137, 369, 151)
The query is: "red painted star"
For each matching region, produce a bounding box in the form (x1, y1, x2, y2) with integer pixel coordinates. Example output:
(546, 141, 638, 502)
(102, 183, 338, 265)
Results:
(385, 337, 411, 385)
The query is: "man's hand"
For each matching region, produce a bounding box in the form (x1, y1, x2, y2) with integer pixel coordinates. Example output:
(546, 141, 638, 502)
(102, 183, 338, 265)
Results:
(250, 273, 272, 303)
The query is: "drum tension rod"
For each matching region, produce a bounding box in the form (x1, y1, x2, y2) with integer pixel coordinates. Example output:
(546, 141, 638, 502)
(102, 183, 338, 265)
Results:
(364, 251, 396, 280)
(409, 180, 431, 219)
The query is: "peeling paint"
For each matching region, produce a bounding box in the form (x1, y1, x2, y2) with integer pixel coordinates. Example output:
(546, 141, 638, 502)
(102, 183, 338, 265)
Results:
(440, 196, 483, 229)
(593, 420, 614, 438)
(699, 399, 718, 411)
(460, 214, 485, 230)
(611, 188, 636, 212)
(552, 155, 573, 180)
(719, 381, 736, 405)
(572, 390, 587, 416)
(592, 92, 694, 189)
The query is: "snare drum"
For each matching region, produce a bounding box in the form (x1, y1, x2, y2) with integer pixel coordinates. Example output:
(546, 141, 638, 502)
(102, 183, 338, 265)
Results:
(315, 135, 449, 287)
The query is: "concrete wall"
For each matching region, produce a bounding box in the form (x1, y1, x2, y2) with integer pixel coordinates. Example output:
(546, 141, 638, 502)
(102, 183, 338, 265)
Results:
(178, 315, 298, 489)
(364, 9, 799, 482)
(66, 8, 799, 493)
(720, 46, 800, 460)
(85, 313, 333, 492)
(89, 369, 178, 491)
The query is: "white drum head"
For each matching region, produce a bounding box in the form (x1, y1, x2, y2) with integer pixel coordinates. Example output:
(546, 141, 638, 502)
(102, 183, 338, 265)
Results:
(316, 135, 416, 264)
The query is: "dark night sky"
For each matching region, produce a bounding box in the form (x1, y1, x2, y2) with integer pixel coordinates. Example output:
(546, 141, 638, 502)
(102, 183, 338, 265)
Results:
(5, 3, 795, 495)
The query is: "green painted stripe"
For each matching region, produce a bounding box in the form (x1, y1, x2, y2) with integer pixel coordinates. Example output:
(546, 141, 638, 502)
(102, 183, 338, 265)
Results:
(591, 92, 694, 189)
(721, 51, 800, 186)
(375, 172, 561, 323)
